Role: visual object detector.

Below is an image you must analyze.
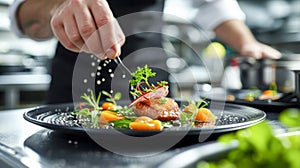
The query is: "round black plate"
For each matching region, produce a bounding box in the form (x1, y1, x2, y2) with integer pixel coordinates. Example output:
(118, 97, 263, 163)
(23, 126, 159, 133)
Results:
(23, 102, 266, 137)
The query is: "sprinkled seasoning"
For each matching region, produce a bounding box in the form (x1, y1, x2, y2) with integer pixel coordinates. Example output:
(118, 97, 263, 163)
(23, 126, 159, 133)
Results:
(96, 80, 101, 85)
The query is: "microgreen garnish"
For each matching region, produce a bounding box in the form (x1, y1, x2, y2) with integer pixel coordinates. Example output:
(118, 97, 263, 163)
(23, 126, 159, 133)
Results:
(129, 65, 168, 98)
(130, 65, 156, 88)
(269, 81, 278, 95)
(80, 90, 101, 110)
(180, 98, 209, 126)
(102, 90, 122, 105)
(160, 97, 167, 104)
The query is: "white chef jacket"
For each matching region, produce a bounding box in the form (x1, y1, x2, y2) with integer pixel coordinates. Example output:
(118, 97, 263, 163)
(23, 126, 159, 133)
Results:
(192, 0, 246, 30)
(9, 0, 245, 38)
(9, 0, 25, 37)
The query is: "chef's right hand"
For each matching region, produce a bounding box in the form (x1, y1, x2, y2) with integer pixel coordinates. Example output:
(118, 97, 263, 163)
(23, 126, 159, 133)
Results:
(51, 0, 125, 59)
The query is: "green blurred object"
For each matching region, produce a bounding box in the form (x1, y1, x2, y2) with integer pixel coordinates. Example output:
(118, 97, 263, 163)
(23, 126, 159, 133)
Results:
(279, 108, 300, 127)
(198, 121, 300, 168)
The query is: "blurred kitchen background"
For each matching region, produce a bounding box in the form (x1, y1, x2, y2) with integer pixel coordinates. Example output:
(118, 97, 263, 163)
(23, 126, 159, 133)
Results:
(0, 0, 300, 109)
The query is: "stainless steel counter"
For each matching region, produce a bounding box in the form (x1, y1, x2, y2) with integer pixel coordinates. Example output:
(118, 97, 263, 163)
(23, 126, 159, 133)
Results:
(0, 108, 185, 168)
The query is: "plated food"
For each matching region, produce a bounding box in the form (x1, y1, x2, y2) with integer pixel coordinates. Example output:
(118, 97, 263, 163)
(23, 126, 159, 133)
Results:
(75, 65, 215, 131)
(23, 64, 266, 136)
(227, 85, 279, 102)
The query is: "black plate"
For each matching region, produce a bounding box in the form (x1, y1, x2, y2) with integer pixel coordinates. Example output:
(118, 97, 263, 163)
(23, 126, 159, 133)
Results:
(197, 87, 299, 112)
(23, 102, 266, 137)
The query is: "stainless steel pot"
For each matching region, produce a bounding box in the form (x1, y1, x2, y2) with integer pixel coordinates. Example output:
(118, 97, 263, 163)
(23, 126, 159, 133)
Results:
(234, 57, 295, 93)
(274, 53, 300, 104)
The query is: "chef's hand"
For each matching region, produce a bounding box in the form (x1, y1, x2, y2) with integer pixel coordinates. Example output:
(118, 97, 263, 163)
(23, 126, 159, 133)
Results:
(214, 19, 281, 60)
(239, 41, 281, 59)
(51, 0, 125, 59)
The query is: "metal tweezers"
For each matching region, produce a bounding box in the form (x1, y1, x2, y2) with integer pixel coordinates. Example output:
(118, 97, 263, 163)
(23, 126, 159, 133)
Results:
(114, 57, 132, 74)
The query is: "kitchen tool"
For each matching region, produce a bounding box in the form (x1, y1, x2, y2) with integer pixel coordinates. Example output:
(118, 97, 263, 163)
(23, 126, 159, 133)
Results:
(275, 54, 300, 105)
(114, 56, 132, 75)
(238, 57, 274, 90)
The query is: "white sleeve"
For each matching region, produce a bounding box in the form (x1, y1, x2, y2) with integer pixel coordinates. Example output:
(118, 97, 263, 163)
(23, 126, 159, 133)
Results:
(9, 0, 27, 38)
(193, 0, 246, 30)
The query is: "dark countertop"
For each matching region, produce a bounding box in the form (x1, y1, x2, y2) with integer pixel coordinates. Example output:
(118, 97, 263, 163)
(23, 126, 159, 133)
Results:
(0, 107, 282, 168)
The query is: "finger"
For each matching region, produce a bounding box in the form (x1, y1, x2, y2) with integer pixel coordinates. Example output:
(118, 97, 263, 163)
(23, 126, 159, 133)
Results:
(64, 13, 85, 49)
(72, 0, 103, 55)
(90, 2, 125, 59)
(239, 43, 262, 59)
(51, 16, 80, 52)
(105, 43, 121, 59)
(99, 19, 125, 59)
(261, 45, 282, 59)
(240, 49, 261, 59)
(109, 38, 126, 59)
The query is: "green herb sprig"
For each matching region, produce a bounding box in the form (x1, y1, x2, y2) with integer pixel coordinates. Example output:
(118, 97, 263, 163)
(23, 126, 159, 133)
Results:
(80, 90, 101, 110)
(129, 65, 168, 98)
(179, 98, 209, 125)
(130, 65, 156, 88)
(102, 90, 122, 105)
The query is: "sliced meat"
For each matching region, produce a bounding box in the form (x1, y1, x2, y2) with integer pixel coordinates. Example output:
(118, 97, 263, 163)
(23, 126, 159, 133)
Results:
(129, 86, 169, 107)
(132, 97, 181, 121)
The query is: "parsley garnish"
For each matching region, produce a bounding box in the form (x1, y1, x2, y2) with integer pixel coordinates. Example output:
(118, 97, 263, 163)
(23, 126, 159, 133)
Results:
(129, 65, 168, 98)
(130, 65, 156, 88)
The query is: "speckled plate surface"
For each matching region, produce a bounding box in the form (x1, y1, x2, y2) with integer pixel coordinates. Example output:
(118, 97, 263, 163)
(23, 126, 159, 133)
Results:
(23, 102, 266, 137)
